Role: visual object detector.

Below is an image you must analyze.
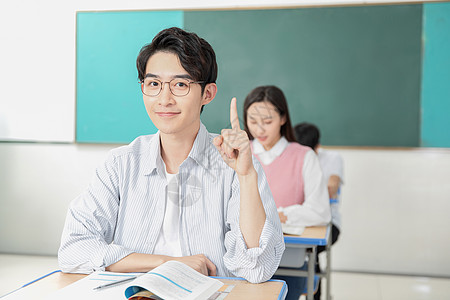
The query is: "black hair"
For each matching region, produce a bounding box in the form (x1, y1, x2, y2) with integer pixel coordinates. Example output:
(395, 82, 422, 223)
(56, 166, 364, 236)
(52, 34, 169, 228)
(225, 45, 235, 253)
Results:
(243, 85, 296, 142)
(294, 122, 320, 149)
(136, 27, 218, 112)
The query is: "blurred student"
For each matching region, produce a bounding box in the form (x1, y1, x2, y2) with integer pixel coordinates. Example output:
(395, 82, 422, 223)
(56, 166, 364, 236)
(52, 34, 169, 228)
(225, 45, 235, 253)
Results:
(294, 122, 343, 300)
(243, 86, 331, 299)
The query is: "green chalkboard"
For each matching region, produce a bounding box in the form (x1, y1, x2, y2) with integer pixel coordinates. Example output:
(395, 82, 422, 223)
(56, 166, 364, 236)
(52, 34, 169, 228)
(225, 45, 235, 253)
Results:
(185, 5, 422, 146)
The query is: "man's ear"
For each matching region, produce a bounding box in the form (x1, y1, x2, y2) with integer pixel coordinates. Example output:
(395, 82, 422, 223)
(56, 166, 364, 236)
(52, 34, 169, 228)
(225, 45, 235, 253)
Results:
(201, 83, 217, 106)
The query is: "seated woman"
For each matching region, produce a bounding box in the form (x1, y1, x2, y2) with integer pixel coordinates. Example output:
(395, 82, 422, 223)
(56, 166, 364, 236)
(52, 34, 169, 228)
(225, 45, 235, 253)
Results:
(243, 85, 331, 300)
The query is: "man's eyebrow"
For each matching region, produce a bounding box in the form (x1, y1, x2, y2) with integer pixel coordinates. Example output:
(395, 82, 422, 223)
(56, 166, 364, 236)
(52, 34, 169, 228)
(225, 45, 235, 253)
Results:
(174, 74, 193, 80)
(144, 73, 193, 80)
(144, 73, 159, 79)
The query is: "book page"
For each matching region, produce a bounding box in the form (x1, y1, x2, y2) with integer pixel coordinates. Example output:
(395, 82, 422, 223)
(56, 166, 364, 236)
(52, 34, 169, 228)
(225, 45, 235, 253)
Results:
(46, 272, 142, 300)
(281, 223, 305, 235)
(125, 261, 223, 300)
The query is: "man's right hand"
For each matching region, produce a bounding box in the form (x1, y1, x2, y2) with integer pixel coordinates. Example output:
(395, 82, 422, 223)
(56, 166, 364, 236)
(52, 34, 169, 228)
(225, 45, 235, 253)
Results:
(173, 254, 217, 276)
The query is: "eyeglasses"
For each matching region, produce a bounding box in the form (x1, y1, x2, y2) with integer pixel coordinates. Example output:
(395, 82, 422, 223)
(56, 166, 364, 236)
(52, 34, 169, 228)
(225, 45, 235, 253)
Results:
(140, 78, 205, 97)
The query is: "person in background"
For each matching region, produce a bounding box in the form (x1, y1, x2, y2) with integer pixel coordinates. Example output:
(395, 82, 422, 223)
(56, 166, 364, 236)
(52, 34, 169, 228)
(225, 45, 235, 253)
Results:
(58, 27, 285, 284)
(294, 122, 343, 300)
(243, 85, 331, 299)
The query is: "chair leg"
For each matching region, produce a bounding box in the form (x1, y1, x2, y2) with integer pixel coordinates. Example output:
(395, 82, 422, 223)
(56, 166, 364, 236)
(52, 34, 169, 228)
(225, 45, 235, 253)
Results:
(306, 247, 316, 300)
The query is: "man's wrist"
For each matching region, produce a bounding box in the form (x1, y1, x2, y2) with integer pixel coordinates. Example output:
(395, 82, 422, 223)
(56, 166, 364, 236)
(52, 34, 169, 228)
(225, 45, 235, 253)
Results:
(237, 167, 257, 183)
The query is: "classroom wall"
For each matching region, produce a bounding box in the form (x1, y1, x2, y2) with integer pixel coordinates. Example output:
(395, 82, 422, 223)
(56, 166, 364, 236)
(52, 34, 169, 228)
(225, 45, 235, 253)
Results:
(1, 0, 450, 278)
(331, 147, 450, 277)
(2, 143, 450, 277)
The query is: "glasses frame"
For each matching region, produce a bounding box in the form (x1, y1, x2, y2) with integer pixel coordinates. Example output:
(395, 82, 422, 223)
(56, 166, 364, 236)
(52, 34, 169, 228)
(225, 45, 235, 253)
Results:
(140, 78, 205, 97)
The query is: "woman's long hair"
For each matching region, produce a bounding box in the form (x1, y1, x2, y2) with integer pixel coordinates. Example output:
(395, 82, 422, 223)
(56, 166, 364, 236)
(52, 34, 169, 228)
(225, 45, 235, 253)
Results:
(243, 85, 296, 142)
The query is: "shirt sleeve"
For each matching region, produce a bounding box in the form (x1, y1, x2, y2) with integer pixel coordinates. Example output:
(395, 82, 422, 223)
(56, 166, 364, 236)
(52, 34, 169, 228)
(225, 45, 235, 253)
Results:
(329, 152, 344, 184)
(223, 158, 285, 284)
(58, 152, 134, 274)
(282, 150, 331, 227)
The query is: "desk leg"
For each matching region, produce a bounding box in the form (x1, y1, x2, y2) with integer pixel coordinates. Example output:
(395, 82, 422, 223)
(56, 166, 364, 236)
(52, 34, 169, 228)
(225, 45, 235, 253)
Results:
(307, 246, 316, 300)
(326, 239, 331, 300)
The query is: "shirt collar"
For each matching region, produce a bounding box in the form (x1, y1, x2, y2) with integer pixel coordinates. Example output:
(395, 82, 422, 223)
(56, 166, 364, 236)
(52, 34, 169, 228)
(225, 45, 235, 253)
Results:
(142, 130, 162, 176)
(252, 136, 288, 157)
(143, 122, 210, 175)
(187, 122, 210, 166)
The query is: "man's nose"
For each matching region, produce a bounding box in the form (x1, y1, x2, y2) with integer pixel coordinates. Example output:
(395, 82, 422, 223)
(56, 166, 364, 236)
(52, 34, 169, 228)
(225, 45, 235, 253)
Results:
(159, 82, 173, 105)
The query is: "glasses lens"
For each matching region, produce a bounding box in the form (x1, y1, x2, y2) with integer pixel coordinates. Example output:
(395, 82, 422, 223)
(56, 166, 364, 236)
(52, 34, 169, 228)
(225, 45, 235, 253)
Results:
(142, 78, 162, 96)
(170, 79, 190, 96)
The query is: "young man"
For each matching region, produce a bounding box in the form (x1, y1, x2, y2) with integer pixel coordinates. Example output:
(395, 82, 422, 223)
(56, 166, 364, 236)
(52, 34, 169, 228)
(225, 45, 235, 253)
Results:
(294, 122, 343, 300)
(58, 27, 284, 284)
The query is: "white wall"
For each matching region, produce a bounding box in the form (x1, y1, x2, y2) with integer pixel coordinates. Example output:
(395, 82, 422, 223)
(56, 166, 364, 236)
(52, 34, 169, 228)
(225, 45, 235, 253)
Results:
(1, 144, 449, 277)
(0, 143, 115, 254)
(1, 0, 449, 278)
(331, 147, 450, 277)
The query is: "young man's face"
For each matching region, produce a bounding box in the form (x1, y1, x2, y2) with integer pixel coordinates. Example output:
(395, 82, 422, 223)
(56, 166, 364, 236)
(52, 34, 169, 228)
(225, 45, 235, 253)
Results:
(142, 51, 214, 136)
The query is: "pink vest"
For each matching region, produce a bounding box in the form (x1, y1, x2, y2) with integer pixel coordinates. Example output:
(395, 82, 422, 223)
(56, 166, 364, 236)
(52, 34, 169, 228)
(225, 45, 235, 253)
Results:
(253, 142, 309, 208)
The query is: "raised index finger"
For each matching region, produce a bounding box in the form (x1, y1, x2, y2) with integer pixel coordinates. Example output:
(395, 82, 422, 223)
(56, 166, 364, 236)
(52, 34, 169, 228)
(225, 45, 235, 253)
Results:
(230, 97, 241, 130)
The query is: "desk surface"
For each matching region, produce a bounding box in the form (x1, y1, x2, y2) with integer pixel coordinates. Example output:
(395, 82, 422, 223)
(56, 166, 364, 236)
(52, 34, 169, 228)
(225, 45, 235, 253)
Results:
(2, 272, 287, 300)
(283, 225, 329, 246)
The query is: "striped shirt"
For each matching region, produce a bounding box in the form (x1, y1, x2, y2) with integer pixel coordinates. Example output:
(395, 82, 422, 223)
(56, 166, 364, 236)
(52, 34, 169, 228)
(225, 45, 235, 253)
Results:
(58, 123, 285, 283)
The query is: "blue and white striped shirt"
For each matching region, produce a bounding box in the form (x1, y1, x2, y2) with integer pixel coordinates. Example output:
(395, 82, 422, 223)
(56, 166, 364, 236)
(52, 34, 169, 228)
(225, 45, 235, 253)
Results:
(58, 123, 285, 283)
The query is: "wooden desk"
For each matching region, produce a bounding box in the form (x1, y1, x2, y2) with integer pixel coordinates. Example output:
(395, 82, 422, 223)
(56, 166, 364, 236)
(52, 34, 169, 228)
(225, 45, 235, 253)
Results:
(2, 272, 287, 300)
(284, 226, 329, 245)
(276, 225, 331, 300)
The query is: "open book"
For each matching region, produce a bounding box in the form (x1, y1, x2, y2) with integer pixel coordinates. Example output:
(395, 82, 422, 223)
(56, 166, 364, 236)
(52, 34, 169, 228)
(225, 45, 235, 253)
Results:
(281, 223, 305, 235)
(124, 261, 223, 300)
(46, 261, 224, 300)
